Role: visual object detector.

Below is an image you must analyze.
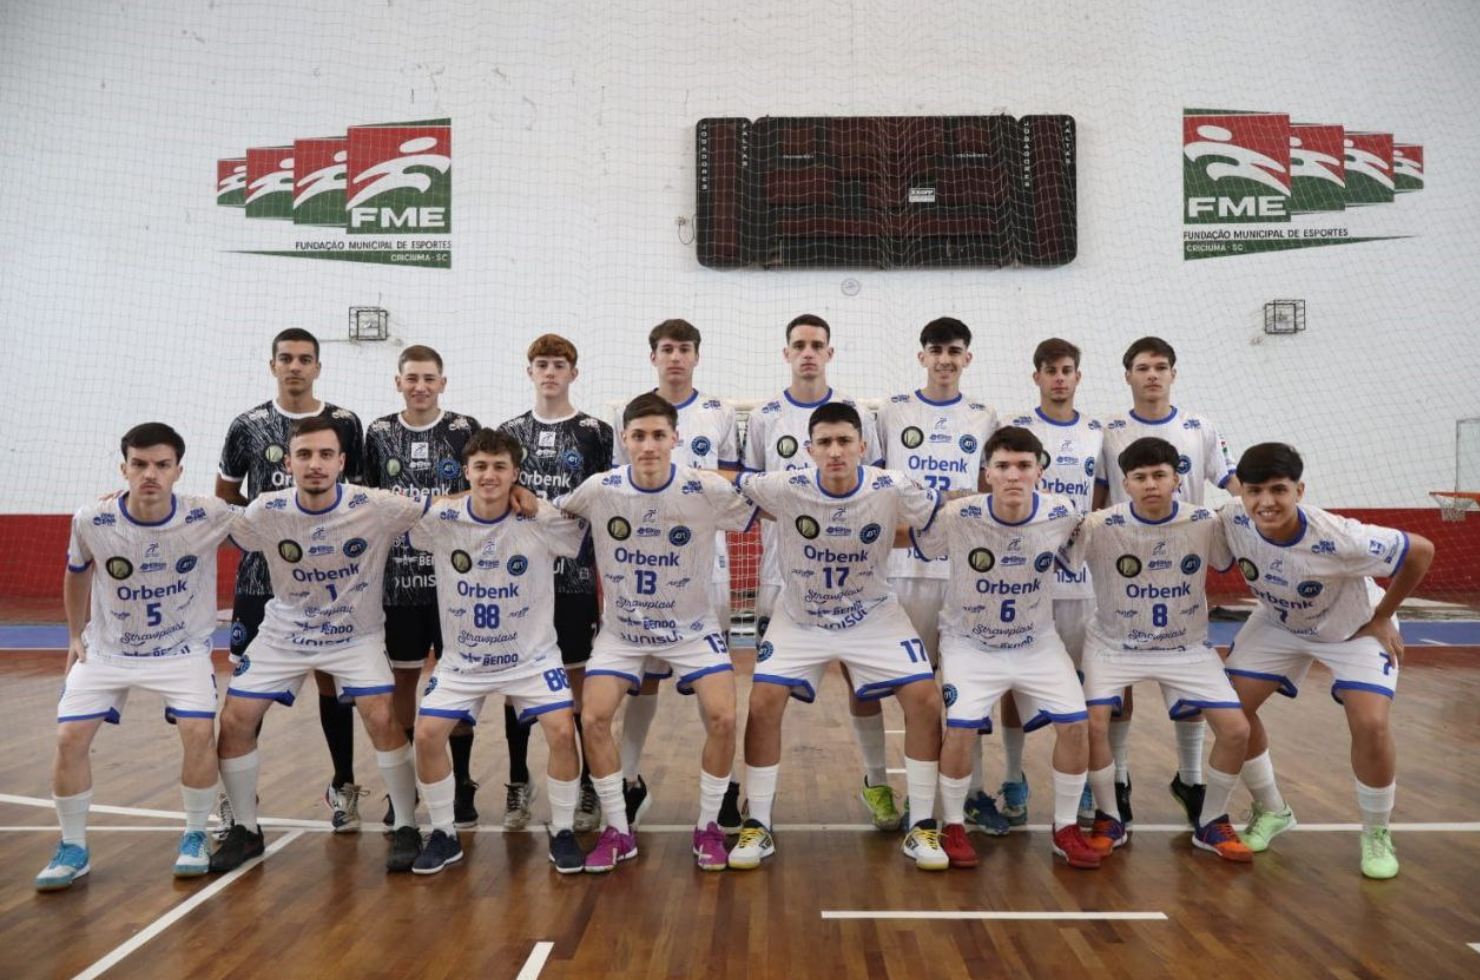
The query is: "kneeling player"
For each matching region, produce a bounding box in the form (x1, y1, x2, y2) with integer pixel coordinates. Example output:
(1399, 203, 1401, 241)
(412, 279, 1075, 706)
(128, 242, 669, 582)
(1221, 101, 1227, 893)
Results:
(408, 429, 589, 873)
(37, 424, 238, 891)
(1222, 443, 1432, 879)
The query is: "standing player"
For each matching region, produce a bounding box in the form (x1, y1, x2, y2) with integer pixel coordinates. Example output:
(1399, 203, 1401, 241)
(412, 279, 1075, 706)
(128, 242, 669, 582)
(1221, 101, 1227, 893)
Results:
(559, 393, 758, 872)
(611, 320, 743, 830)
(1095, 336, 1239, 828)
(217, 328, 366, 833)
(1062, 437, 1253, 863)
(743, 314, 896, 830)
(730, 403, 946, 871)
(1222, 444, 1433, 878)
(210, 416, 430, 874)
(499, 334, 614, 832)
(36, 424, 239, 890)
(364, 344, 481, 826)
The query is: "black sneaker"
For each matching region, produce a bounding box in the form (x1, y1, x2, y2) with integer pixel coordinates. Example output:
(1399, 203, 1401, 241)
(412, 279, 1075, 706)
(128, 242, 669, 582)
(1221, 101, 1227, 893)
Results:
(387, 825, 423, 872)
(718, 781, 743, 834)
(1169, 774, 1206, 829)
(624, 776, 651, 828)
(412, 829, 463, 875)
(1115, 776, 1134, 828)
(209, 824, 265, 873)
(454, 780, 480, 829)
(548, 829, 585, 874)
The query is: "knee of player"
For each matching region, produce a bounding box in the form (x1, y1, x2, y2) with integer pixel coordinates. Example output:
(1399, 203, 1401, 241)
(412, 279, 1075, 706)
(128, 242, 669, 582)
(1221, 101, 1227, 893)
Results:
(542, 711, 578, 746)
(704, 705, 736, 737)
(1086, 709, 1112, 738)
(176, 721, 216, 751)
(1347, 705, 1392, 743)
(55, 723, 95, 757)
(1212, 710, 1251, 745)
(1057, 718, 1090, 745)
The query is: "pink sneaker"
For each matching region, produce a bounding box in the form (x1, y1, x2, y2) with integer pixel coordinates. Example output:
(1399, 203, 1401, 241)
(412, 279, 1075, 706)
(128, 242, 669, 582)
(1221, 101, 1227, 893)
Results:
(583, 826, 638, 874)
(693, 822, 729, 871)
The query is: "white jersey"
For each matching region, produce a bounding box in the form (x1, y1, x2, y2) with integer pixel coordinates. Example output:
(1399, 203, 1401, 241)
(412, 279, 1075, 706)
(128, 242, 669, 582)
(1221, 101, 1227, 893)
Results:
(1097, 407, 1236, 506)
(557, 465, 757, 647)
(877, 390, 998, 580)
(231, 485, 429, 651)
(66, 494, 238, 660)
(409, 498, 587, 677)
(740, 466, 939, 631)
(1059, 500, 1232, 663)
(1003, 407, 1104, 599)
(1221, 502, 1409, 643)
(912, 492, 1079, 650)
(743, 388, 882, 588)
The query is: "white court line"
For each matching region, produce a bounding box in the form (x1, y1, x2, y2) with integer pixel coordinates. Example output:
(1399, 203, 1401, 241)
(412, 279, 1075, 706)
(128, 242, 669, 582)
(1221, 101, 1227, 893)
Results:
(67, 830, 304, 980)
(514, 941, 555, 980)
(885, 768, 906, 775)
(885, 730, 905, 735)
(0, 792, 329, 829)
(822, 910, 1166, 921)
(1467, 943, 1480, 955)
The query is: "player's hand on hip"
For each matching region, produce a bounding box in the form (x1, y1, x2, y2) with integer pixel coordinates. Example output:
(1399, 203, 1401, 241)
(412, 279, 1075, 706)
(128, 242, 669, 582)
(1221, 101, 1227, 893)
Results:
(510, 485, 539, 517)
(1349, 615, 1402, 667)
(66, 636, 88, 671)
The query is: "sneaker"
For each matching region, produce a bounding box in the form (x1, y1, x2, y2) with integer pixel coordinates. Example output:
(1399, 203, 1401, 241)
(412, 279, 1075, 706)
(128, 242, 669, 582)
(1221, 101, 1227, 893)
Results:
(860, 779, 902, 831)
(624, 776, 652, 829)
(412, 829, 463, 875)
(901, 818, 949, 871)
(1192, 814, 1254, 863)
(999, 774, 1030, 826)
(386, 825, 424, 873)
(728, 818, 775, 870)
(574, 782, 602, 833)
(1115, 776, 1134, 828)
(1360, 828, 1400, 879)
(717, 781, 744, 834)
(583, 825, 638, 873)
(209, 824, 265, 872)
(381, 790, 421, 831)
(324, 782, 362, 834)
(504, 782, 538, 832)
(548, 829, 585, 874)
(35, 841, 90, 891)
(941, 823, 978, 869)
(173, 830, 210, 877)
(1052, 824, 1103, 869)
(1242, 801, 1297, 853)
(213, 791, 235, 842)
(453, 780, 480, 829)
(1087, 810, 1128, 854)
(692, 822, 729, 871)
(1077, 785, 1096, 827)
(964, 791, 1011, 837)
(1169, 774, 1206, 829)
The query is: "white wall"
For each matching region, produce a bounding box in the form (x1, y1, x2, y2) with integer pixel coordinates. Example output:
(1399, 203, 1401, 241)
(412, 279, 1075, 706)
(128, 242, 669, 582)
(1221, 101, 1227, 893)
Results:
(2, 0, 1477, 511)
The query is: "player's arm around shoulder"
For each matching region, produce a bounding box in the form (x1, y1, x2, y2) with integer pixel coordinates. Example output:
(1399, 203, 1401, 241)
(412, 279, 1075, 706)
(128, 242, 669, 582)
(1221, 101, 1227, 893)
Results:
(698, 469, 760, 531)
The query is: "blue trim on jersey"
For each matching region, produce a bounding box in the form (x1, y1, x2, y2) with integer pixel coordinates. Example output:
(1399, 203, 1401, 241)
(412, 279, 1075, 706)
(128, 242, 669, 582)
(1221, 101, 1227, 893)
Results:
(227, 687, 297, 706)
(1021, 711, 1053, 734)
(855, 671, 935, 701)
(1224, 667, 1299, 699)
(419, 706, 478, 726)
(585, 667, 642, 693)
(66, 560, 93, 573)
(946, 716, 994, 732)
(752, 673, 817, 703)
(1128, 406, 1178, 426)
(987, 492, 1039, 527)
(718, 459, 742, 471)
(1254, 508, 1308, 548)
(815, 467, 864, 499)
(295, 484, 344, 516)
(668, 389, 701, 410)
(1330, 680, 1395, 704)
(1167, 698, 1242, 721)
(1216, 471, 1235, 489)
(58, 708, 122, 725)
(1129, 501, 1179, 525)
(338, 683, 394, 702)
(518, 699, 575, 724)
(119, 493, 178, 528)
(1094, 477, 1109, 486)
(1390, 531, 1411, 576)
(467, 497, 512, 525)
(916, 490, 944, 536)
(675, 662, 735, 695)
(741, 507, 760, 534)
(914, 389, 962, 408)
(628, 464, 676, 494)
(783, 387, 833, 409)
(1033, 407, 1080, 427)
(642, 665, 675, 681)
(1023, 708, 1089, 731)
(1086, 695, 1124, 712)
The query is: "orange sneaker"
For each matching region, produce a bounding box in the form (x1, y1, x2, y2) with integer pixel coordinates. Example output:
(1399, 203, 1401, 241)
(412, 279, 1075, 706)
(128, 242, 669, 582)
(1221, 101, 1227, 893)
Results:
(1087, 810, 1127, 854)
(1192, 814, 1254, 863)
(941, 822, 978, 869)
(1051, 824, 1102, 869)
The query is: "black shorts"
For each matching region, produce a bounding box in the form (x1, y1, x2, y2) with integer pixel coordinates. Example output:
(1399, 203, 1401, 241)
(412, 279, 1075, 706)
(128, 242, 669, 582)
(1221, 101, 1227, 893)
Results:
(384, 604, 444, 667)
(229, 592, 271, 660)
(554, 592, 598, 669)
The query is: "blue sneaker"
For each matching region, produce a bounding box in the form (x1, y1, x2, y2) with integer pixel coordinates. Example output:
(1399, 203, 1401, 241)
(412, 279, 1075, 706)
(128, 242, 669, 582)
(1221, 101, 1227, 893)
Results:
(1077, 785, 1096, 827)
(35, 841, 90, 891)
(999, 775, 1030, 826)
(964, 791, 1010, 836)
(173, 830, 210, 877)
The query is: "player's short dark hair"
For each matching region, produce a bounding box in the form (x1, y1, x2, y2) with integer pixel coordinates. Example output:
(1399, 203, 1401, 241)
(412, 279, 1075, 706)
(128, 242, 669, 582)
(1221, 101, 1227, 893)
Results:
(1122, 336, 1176, 370)
(984, 425, 1044, 463)
(1118, 436, 1179, 475)
(288, 414, 341, 451)
(786, 313, 831, 343)
(272, 328, 320, 360)
(398, 344, 443, 371)
(462, 427, 522, 465)
(527, 333, 578, 365)
(808, 401, 862, 437)
(622, 392, 678, 430)
(1033, 338, 1082, 370)
(1237, 443, 1304, 485)
(919, 317, 971, 348)
(120, 422, 185, 463)
(648, 319, 702, 352)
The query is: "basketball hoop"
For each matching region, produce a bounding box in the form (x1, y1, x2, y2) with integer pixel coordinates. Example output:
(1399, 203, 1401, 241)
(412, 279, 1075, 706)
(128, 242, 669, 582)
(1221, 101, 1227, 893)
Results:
(1430, 490, 1480, 522)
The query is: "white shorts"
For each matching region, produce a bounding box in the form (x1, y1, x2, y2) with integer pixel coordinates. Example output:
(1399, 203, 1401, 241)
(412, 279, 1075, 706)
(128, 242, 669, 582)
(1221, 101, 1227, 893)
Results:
(755, 584, 781, 639)
(58, 654, 218, 725)
(1082, 639, 1241, 720)
(587, 627, 733, 696)
(639, 588, 731, 684)
(1225, 609, 1398, 704)
(418, 665, 574, 726)
(754, 597, 934, 704)
(890, 576, 946, 665)
(226, 639, 395, 706)
(940, 632, 1087, 734)
(1052, 598, 1093, 668)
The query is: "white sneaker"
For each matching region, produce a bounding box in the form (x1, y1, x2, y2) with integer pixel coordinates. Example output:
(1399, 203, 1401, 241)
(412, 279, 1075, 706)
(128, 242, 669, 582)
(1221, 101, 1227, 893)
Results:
(35, 841, 91, 891)
(503, 781, 539, 831)
(324, 782, 363, 833)
(727, 818, 775, 870)
(573, 783, 601, 833)
(901, 819, 949, 871)
(173, 831, 210, 877)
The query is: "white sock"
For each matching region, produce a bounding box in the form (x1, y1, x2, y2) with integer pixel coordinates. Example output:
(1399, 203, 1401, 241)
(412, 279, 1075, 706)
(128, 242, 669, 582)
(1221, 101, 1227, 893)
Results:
(419, 773, 456, 834)
(1051, 768, 1086, 831)
(1355, 778, 1395, 833)
(547, 775, 579, 833)
(377, 745, 417, 830)
(940, 773, 971, 826)
(904, 756, 937, 828)
(746, 763, 779, 828)
(1108, 719, 1132, 781)
(620, 694, 659, 783)
(968, 734, 985, 795)
(592, 772, 628, 835)
(1203, 765, 1239, 826)
(852, 713, 888, 787)
(1001, 726, 1026, 783)
(1087, 763, 1116, 816)
(697, 769, 730, 829)
(1175, 720, 1205, 784)
(220, 751, 261, 833)
(1240, 750, 1286, 812)
(55, 790, 92, 847)
(182, 784, 215, 834)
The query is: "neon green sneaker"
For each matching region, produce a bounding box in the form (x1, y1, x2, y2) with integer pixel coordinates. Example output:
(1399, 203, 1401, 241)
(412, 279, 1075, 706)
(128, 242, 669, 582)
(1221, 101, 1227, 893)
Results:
(860, 779, 902, 832)
(1242, 801, 1297, 853)
(1360, 828, 1399, 879)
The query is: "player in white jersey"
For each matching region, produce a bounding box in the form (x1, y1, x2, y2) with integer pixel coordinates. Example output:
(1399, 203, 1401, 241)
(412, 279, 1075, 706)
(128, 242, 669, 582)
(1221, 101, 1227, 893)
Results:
(1061, 436, 1254, 864)
(743, 314, 899, 830)
(209, 416, 433, 875)
(909, 426, 1102, 871)
(36, 425, 238, 891)
(557, 393, 758, 873)
(730, 402, 949, 872)
(407, 428, 590, 875)
(1221, 444, 1433, 879)
(1094, 336, 1240, 829)
(611, 319, 743, 832)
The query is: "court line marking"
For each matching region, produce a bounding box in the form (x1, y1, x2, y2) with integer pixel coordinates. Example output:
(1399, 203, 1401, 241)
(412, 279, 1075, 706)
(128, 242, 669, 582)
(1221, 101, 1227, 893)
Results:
(822, 910, 1167, 921)
(0, 792, 329, 829)
(515, 941, 555, 980)
(1468, 942, 1480, 955)
(67, 830, 304, 980)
